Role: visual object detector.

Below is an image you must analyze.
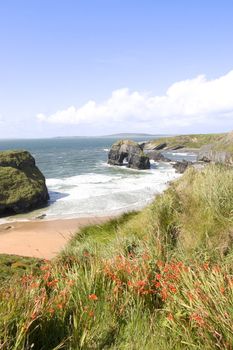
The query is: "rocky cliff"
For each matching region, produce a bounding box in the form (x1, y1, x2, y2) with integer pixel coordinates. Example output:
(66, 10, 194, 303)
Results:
(0, 150, 49, 215)
(108, 140, 150, 169)
(197, 131, 233, 165)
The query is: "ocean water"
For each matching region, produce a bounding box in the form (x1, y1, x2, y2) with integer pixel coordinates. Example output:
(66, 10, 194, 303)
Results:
(0, 137, 195, 223)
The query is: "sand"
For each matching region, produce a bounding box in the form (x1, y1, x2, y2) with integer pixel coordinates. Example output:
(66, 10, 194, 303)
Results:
(0, 216, 111, 260)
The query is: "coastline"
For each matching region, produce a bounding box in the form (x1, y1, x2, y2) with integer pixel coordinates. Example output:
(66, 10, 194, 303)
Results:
(0, 216, 113, 259)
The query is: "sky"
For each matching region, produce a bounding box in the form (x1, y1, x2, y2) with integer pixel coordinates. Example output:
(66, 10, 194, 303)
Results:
(0, 0, 233, 138)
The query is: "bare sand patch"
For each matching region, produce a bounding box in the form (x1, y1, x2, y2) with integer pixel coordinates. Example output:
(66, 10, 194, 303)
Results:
(0, 216, 111, 259)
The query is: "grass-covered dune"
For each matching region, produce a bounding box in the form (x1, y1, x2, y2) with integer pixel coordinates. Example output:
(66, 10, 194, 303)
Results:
(0, 165, 233, 349)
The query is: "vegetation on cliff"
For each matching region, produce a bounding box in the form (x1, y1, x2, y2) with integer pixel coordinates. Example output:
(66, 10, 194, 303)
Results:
(145, 133, 225, 150)
(0, 164, 232, 349)
(0, 150, 49, 215)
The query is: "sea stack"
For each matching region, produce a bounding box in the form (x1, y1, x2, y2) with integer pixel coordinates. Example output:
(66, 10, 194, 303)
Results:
(108, 140, 150, 169)
(0, 150, 49, 215)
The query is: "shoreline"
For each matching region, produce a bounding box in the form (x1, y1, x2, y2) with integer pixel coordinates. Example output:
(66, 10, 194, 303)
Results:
(0, 216, 113, 260)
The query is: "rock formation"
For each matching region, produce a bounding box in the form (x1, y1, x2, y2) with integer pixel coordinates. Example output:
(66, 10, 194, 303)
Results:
(146, 150, 171, 162)
(172, 160, 192, 173)
(197, 131, 233, 165)
(108, 140, 150, 169)
(0, 150, 49, 215)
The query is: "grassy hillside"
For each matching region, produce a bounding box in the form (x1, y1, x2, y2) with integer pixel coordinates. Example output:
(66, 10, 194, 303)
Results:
(146, 133, 225, 150)
(0, 165, 232, 349)
(212, 131, 233, 153)
(0, 254, 42, 283)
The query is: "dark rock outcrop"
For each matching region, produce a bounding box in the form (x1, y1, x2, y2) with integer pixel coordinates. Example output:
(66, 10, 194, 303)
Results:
(173, 160, 192, 173)
(153, 142, 167, 151)
(146, 151, 171, 162)
(108, 140, 150, 169)
(0, 150, 49, 215)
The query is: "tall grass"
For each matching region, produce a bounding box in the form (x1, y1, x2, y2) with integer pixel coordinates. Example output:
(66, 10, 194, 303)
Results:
(0, 164, 232, 349)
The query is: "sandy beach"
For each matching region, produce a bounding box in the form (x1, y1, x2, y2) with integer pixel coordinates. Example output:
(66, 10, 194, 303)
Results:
(0, 216, 111, 260)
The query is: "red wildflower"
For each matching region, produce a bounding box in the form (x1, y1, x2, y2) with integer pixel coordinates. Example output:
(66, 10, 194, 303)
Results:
(40, 265, 50, 271)
(202, 262, 209, 271)
(136, 280, 146, 287)
(168, 284, 177, 294)
(190, 313, 205, 327)
(167, 313, 174, 321)
(187, 292, 194, 301)
(220, 287, 225, 294)
(127, 281, 133, 287)
(47, 279, 58, 287)
(89, 294, 98, 301)
(31, 311, 37, 320)
(155, 281, 161, 288)
(161, 288, 168, 301)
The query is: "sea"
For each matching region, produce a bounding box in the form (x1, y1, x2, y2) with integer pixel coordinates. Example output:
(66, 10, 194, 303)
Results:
(0, 137, 197, 223)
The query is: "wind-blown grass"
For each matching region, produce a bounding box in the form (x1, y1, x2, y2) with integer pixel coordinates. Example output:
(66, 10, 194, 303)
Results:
(0, 164, 232, 349)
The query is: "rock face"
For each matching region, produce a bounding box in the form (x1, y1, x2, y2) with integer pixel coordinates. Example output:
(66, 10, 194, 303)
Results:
(0, 150, 49, 215)
(197, 132, 233, 165)
(146, 150, 171, 162)
(173, 160, 192, 174)
(198, 146, 233, 165)
(108, 140, 150, 169)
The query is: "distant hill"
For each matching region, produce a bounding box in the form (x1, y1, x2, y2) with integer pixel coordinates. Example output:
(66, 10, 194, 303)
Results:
(102, 133, 165, 138)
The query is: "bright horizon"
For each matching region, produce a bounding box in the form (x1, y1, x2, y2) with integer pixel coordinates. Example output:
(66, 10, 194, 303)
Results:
(0, 0, 233, 139)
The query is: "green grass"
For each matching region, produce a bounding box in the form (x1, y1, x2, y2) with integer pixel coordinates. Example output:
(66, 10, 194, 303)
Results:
(0, 150, 32, 167)
(0, 164, 232, 349)
(147, 133, 225, 149)
(0, 254, 42, 283)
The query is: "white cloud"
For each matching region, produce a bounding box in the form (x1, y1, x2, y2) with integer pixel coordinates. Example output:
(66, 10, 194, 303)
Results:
(37, 70, 233, 130)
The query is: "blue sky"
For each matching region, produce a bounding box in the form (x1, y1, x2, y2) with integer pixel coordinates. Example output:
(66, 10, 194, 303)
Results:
(0, 0, 233, 138)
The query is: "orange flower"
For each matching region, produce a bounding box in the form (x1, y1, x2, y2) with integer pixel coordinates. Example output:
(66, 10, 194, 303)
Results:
(47, 279, 58, 287)
(168, 284, 177, 294)
(167, 313, 174, 321)
(220, 287, 225, 294)
(89, 294, 98, 301)
(187, 292, 194, 301)
(161, 288, 168, 301)
(190, 313, 205, 326)
(31, 311, 37, 320)
(136, 280, 146, 287)
(57, 303, 63, 309)
(202, 262, 209, 271)
(88, 310, 94, 317)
